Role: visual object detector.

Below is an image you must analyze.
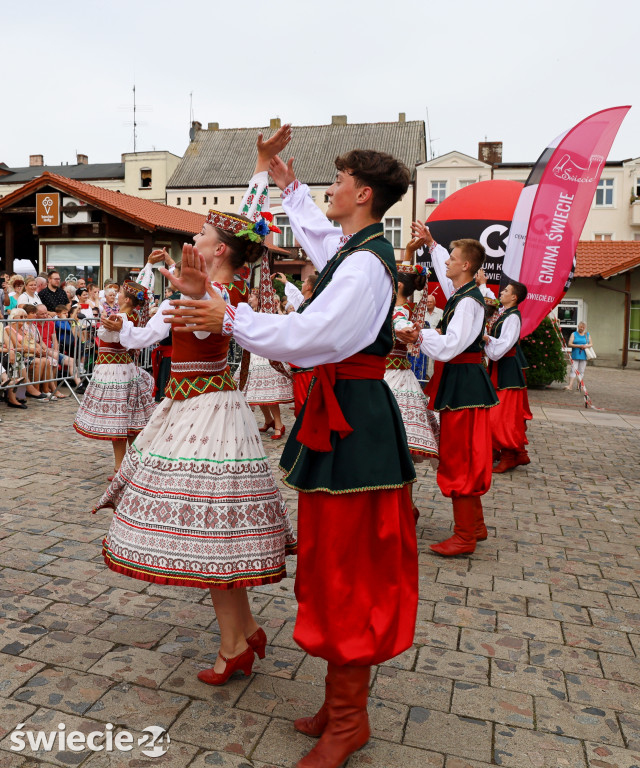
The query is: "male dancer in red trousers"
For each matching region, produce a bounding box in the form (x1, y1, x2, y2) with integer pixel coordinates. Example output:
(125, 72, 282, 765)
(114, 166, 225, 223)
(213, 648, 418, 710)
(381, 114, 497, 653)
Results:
(164, 125, 418, 768)
(398, 223, 498, 556)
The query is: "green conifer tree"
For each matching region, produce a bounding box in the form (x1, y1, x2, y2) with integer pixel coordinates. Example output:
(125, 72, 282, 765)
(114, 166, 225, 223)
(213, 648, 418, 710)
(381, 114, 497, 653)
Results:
(521, 316, 567, 386)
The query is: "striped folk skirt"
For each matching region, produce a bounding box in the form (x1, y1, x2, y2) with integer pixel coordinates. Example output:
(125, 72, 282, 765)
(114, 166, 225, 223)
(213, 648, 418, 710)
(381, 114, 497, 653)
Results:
(74, 363, 155, 440)
(384, 367, 439, 462)
(96, 389, 297, 589)
(241, 355, 294, 406)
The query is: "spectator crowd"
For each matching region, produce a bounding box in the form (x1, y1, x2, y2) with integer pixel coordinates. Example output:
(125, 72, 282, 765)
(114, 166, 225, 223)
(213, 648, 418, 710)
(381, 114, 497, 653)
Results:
(0, 269, 132, 417)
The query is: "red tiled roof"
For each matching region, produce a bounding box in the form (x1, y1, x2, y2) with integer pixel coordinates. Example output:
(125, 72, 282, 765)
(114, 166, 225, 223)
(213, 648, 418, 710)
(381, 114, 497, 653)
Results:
(576, 241, 640, 279)
(0, 172, 206, 235)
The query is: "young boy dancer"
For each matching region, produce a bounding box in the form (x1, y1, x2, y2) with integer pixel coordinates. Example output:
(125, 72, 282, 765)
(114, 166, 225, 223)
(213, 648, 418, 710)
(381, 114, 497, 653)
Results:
(164, 126, 418, 768)
(398, 224, 498, 557)
(484, 280, 532, 473)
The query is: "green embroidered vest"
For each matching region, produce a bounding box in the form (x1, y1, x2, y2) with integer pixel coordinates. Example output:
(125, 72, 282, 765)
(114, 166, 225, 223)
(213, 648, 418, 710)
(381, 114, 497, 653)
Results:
(489, 307, 527, 389)
(433, 280, 499, 411)
(279, 223, 415, 494)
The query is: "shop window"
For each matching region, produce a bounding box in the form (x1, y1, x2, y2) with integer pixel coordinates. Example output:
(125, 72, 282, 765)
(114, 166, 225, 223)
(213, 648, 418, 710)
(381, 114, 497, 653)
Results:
(45, 243, 101, 288)
(630, 301, 640, 350)
(112, 245, 145, 289)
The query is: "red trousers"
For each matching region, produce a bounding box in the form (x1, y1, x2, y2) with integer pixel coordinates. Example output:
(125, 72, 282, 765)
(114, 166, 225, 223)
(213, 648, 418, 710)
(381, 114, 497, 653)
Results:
(292, 370, 314, 417)
(437, 408, 493, 498)
(294, 486, 418, 666)
(490, 388, 532, 452)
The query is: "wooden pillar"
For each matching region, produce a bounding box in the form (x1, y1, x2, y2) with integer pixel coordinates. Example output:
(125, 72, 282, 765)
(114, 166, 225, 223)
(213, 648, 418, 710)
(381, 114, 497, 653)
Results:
(4, 219, 14, 273)
(622, 272, 631, 368)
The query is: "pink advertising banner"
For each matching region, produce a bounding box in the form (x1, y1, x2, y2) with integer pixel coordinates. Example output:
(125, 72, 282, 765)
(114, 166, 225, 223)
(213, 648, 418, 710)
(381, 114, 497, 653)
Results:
(501, 106, 631, 338)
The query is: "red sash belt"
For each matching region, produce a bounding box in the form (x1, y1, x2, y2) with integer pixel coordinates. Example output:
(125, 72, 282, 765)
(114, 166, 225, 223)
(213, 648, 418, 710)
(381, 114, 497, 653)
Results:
(426, 352, 483, 408)
(504, 347, 517, 357)
(297, 352, 385, 452)
(151, 345, 172, 397)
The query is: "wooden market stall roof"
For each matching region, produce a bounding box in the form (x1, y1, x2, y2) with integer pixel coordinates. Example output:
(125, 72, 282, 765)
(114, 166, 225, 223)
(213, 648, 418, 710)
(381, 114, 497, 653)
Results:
(0, 172, 206, 235)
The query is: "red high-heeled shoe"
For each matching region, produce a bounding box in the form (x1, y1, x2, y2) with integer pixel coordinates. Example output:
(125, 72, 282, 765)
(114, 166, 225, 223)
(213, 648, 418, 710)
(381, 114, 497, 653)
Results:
(258, 420, 275, 433)
(270, 425, 286, 440)
(197, 646, 255, 686)
(246, 627, 267, 659)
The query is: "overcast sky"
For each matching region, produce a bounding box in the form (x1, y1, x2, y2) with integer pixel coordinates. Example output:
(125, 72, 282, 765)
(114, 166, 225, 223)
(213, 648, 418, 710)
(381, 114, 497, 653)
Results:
(2, 0, 638, 169)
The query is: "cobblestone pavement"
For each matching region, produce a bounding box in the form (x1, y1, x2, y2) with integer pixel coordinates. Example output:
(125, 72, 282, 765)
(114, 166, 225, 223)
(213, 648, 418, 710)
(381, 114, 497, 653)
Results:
(0, 390, 639, 768)
(527, 366, 640, 415)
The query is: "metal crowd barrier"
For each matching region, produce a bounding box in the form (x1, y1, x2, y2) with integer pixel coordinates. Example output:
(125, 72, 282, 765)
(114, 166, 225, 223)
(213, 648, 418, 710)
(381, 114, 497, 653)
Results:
(0, 316, 156, 406)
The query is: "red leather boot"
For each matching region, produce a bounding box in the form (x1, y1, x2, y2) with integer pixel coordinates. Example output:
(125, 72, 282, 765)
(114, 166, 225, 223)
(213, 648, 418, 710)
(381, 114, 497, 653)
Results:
(294, 674, 330, 737)
(474, 497, 488, 541)
(430, 497, 477, 556)
(296, 664, 370, 768)
(515, 450, 531, 467)
(493, 449, 519, 473)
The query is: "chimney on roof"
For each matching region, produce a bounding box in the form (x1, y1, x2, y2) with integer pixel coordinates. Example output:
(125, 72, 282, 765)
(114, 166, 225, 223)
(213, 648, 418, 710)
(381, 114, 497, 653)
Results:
(398, 112, 406, 123)
(29, 154, 44, 167)
(478, 141, 503, 165)
(331, 115, 347, 125)
(207, 122, 219, 131)
(76, 153, 88, 165)
(270, 118, 281, 130)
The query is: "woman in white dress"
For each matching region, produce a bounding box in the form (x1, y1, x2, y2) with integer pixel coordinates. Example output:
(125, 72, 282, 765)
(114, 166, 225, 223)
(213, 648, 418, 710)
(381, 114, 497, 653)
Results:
(94, 130, 297, 686)
(73, 282, 155, 475)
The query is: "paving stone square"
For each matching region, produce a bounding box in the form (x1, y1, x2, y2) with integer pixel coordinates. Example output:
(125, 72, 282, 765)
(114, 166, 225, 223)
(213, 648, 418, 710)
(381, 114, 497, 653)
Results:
(0, 377, 637, 766)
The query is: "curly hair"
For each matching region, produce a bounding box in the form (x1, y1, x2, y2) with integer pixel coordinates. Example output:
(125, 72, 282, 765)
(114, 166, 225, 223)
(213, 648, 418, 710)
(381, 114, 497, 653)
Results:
(334, 150, 411, 219)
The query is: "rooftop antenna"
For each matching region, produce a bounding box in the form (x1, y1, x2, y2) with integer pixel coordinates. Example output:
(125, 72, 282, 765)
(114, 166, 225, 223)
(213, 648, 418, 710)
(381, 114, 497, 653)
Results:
(133, 84, 137, 153)
(425, 106, 438, 160)
(189, 91, 194, 124)
(119, 81, 151, 153)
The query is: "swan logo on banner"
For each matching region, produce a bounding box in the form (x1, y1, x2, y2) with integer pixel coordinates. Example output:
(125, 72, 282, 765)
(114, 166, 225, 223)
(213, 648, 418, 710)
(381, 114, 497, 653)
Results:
(552, 153, 605, 184)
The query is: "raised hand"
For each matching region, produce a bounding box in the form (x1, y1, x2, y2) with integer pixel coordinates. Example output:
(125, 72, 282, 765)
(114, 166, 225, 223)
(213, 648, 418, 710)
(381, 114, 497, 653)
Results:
(269, 156, 296, 191)
(257, 124, 292, 164)
(405, 236, 427, 255)
(163, 282, 227, 334)
(274, 272, 287, 284)
(159, 243, 207, 298)
(411, 220, 434, 247)
(147, 247, 169, 265)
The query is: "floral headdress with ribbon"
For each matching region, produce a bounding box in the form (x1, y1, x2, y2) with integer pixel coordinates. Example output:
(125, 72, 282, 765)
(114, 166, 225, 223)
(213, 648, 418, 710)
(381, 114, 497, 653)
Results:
(397, 263, 430, 356)
(204, 210, 281, 242)
(122, 280, 151, 328)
